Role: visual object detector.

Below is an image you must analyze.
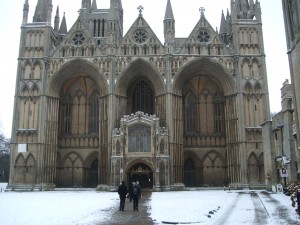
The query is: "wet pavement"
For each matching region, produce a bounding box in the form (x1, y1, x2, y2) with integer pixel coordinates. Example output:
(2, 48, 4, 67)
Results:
(97, 191, 155, 225)
(94, 190, 300, 225)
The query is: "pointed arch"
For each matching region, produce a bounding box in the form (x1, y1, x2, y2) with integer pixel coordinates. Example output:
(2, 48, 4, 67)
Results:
(184, 158, 196, 187)
(116, 58, 165, 96)
(202, 150, 225, 186)
(173, 57, 234, 96)
(47, 59, 108, 97)
(248, 152, 259, 184)
(21, 85, 30, 97)
(244, 81, 253, 94)
(242, 58, 251, 77)
(25, 154, 36, 184)
(23, 63, 32, 79)
(31, 84, 40, 96)
(254, 82, 262, 94)
(251, 58, 261, 76)
(33, 61, 42, 79)
(14, 154, 26, 183)
(61, 152, 84, 187)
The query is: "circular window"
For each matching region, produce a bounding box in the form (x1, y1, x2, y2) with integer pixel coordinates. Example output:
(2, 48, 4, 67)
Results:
(72, 33, 85, 46)
(134, 30, 147, 44)
(197, 31, 210, 43)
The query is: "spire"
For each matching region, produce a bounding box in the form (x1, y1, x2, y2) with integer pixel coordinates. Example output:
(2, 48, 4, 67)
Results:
(58, 12, 67, 35)
(92, 0, 97, 10)
(240, 0, 249, 11)
(164, 0, 174, 20)
(22, 0, 29, 24)
(33, 0, 52, 23)
(164, 0, 175, 48)
(219, 10, 227, 35)
(81, 0, 91, 9)
(54, 6, 60, 32)
(108, 2, 118, 21)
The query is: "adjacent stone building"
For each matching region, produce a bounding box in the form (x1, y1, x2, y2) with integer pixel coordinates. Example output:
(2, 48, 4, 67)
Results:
(8, 0, 273, 190)
(281, 0, 300, 179)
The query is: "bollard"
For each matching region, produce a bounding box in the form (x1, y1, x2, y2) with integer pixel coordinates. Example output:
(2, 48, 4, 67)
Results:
(297, 189, 300, 215)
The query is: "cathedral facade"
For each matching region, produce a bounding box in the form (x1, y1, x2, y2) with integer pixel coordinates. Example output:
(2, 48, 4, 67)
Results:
(8, 0, 273, 191)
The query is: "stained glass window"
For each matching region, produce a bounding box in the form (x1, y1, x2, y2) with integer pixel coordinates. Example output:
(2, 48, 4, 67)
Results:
(128, 124, 151, 152)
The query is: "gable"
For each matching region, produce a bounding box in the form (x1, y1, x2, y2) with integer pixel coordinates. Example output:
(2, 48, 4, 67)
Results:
(50, 17, 98, 58)
(176, 15, 227, 54)
(122, 15, 163, 48)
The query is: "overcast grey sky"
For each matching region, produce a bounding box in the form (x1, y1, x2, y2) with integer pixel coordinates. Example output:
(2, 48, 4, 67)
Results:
(0, 0, 290, 137)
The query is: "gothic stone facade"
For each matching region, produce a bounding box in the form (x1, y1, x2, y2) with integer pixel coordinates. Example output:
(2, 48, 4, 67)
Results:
(8, 0, 272, 190)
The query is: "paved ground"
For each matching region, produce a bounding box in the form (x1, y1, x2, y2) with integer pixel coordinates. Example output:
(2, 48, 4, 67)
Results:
(97, 191, 154, 225)
(95, 190, 300, 225)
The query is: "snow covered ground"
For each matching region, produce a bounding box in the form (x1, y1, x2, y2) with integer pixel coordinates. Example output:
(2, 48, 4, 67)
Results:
(1, 183, 300, 225)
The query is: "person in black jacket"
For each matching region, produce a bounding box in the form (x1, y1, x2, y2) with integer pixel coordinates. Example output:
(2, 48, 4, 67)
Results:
(131, 182, 141, 211)
(118, 181, 128, 211)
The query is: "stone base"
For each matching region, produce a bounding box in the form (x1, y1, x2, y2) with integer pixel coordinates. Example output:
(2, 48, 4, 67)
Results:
(170, 183, 185, 191)
(96, 184, 116, 192)
(6, 184, 56, 192)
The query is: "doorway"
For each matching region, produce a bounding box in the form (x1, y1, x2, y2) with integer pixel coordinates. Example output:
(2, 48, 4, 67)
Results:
(127, 163, 153, 189)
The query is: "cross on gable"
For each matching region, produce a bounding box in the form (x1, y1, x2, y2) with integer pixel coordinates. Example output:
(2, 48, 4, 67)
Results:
(199, 7, 205, 16)
(137, 5, 144, 15)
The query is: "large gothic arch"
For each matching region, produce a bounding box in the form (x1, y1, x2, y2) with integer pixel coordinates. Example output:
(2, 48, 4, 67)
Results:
(116, 58, 165, 96)
(173, 57, 235, 95)
(47, 59, 108, 97)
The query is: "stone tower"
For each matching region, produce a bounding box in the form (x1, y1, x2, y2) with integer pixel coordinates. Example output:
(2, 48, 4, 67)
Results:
(8, 0, 271, 191)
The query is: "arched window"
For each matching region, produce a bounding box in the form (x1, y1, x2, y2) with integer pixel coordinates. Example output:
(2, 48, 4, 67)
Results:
(89, 93, 99, 134)
(185, 93, 196, 133)
(132, 80, 154, 115)
(184, 158, 196, 187)
(213, 92, 224, 134)
(63, 94, 72, 134)
(128, 123, 151, 152)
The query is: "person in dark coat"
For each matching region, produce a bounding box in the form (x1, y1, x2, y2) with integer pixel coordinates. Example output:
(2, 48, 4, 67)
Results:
(128, 182, 135, 202)
(131, 182, 141, 211)
(118, 181, 128, 211)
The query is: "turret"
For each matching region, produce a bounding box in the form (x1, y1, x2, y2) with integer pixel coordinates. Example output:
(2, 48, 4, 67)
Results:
(33, 0, 52, 23)
(233, 0, 259, 20)
(92, 0, 97, 10)
(54, 6, 60, 33)
(164, 0, 175, 45)
(81, 0, 91, 9)
(22, 0, 29, 25)
(58, 12, 67, 36)
(219, 11, 227, 36)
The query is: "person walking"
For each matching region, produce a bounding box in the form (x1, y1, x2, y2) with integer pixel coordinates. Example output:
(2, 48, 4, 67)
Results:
(131, 182, 141, 211)
(118, 181, 128, 211)
(128, 181, 135, 202)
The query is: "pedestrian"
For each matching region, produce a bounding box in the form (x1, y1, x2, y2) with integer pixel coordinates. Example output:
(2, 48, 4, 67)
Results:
(118, 181, 128, 211)
(128, 181, 135, 202)
(131, 182, 141, 211)
(136, 181, 142, 199)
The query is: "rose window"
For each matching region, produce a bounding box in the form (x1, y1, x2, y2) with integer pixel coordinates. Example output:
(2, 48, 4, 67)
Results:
(72, 33, 85, 46)
(197, 31, 210, 43)
(134, 30, 147, 44)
